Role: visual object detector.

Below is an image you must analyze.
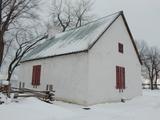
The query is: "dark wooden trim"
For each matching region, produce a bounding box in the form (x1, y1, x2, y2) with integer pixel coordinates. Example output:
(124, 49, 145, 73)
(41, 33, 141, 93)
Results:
(21, 12, 122, 63)
(88, 11, 142, 65)
(88, 11, 123, 50)
(89, 11, 142, 65)
(118, 42, 124, 53)
(120, 12, 142, 65)
(21, 49, 88, 63)
(22, 11, 142, 65)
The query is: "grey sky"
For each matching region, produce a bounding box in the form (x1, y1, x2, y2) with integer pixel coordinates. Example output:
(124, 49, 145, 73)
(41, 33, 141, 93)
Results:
(93, 0, 160, 47)
(41, 0, 160, 47)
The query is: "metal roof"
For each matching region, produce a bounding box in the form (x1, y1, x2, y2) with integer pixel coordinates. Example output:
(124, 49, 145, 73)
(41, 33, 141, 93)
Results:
(22, 11, 121, 62)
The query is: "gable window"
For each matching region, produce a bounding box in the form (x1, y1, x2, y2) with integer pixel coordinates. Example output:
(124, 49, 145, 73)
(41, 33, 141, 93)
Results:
(116, 66, 125, 90)
(32, 65, 41, 86)
(118, 43, 123, 53)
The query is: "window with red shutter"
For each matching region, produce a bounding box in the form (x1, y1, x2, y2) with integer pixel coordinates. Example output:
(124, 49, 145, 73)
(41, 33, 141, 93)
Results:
(122, 67, 125, 89)
(116, 66, 125, 90)
(116, 66, 120, 89)
(32, 65, 41, 86)
(118, 43, 123, 53)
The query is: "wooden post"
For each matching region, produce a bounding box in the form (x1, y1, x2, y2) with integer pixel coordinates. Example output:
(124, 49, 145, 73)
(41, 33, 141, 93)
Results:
(46, 84, 49, 91)
(22, 82, 25, 88)
(49, 85, 53, 91)
(6, 83, 11, 98)
(19, 82, 21, 89)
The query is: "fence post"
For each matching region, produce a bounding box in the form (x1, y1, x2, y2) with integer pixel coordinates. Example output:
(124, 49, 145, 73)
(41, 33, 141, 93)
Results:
(49, 85, 53, 91)
(46, 84, 49, 91)
(19, 82, 22, 89)
(22, 82, 25, 88)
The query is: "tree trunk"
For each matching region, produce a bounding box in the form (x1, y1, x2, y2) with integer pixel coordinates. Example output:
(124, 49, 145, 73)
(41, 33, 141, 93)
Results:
(154, 72, 159, 89)
(6, 71, 12, 98)
(62, 27, 66, 32)
(7, 73, 11, 82)
(150, 79, 154, 90)
(155, 81, 157, 89)
(154, 74, 157, 89)
(154, 77, 158, 89)
(0, 36, 4, 66)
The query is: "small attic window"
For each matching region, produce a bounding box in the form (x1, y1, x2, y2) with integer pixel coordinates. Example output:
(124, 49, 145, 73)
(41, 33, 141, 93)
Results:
(118, 43, 123, 53)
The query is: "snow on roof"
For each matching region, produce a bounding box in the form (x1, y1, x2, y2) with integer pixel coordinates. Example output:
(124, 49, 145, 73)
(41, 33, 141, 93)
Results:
(22, 11, 122, 62)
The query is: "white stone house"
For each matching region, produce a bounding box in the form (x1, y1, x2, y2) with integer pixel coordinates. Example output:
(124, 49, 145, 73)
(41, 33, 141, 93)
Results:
(18, 11, 142, 105)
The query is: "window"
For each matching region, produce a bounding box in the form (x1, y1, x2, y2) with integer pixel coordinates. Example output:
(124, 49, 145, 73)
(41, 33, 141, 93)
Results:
(32, 65, 41, 86)
(116, 66, 125, 90)
(118, 43, 123, 53)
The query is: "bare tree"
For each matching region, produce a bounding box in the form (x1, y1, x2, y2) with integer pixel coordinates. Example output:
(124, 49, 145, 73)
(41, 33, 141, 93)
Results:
(52, 0, 72, 32)
(0, 0, 39, 66)
(51, 0, 94, 32)
(152, 49, 160, 89)
(73, 0, 93, 28)
(4, 31, 47, 97)
(7, 33, 48, 82)
(136, 40, 160, 90)
(143, 48, 157, 90)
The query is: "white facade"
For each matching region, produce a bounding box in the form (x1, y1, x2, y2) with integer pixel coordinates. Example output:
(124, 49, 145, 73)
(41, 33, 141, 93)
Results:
(87, 16, 141, 105)
(19, 52, 89, 105)
(19, 12, 142, 106)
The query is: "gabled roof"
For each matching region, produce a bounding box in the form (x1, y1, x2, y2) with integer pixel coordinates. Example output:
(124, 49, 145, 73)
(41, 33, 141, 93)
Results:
(22, 11, 142, 64)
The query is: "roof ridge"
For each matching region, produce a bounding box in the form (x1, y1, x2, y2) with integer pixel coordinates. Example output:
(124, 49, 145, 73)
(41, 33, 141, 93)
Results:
(47, 11, 123, 40)
(22, 11, 123, 62)
(64, 11, 123, 32)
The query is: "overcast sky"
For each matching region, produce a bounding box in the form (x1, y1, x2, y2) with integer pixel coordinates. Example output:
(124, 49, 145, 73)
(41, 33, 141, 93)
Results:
(93, 0, 160, 47)
(41, 0, 160, 47)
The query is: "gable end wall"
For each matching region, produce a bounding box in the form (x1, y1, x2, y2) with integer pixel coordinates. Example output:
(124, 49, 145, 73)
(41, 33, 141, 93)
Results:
(87, 15, 142, 105)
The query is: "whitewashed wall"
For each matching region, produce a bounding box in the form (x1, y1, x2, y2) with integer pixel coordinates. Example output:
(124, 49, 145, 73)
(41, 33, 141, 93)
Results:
(19, 52, 89, 105)
(87, 16, 142, 105)
(19, 15, 142, 106)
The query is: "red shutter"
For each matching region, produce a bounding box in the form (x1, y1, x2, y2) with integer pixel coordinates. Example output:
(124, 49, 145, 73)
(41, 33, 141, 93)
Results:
(32, 67, 36, 85)
(36, 65, 41, 85)
(122, 67, 125, 89)
(116, 66, 125, 90)
(32, 65, 41, 86)
(119, 67, 121, 89)
(116, 66, 120, 89)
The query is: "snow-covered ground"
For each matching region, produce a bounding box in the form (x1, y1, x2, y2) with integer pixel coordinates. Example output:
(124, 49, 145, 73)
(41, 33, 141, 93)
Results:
(0, 90, 160, 120)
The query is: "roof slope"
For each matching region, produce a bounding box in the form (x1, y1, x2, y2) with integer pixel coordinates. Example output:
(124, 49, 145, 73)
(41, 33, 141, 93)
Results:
(22, 11, 121, 62)
(22, 11, 142, 64)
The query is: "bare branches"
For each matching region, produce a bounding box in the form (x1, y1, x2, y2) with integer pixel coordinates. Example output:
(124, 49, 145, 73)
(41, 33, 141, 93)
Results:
(7, 33, 48, 82)
(137, 40, 160, 90)
(52, 0, 72, 32)
(51, 0, 94, 32)
(74, 0, 93, 28)
(0, 0, 39, 66)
